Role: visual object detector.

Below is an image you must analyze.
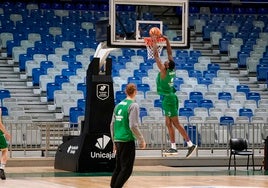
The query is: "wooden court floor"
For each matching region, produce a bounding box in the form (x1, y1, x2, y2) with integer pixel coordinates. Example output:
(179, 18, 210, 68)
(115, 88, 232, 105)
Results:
(1, 166, 268, 188)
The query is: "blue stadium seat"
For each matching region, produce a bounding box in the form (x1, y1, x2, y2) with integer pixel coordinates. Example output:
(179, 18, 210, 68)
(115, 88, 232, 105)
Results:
(100, 4, 109, 11)
(0, 106, 8, 116)
(239, 108, 253, 119)
(127, 76, 142, 85)
(7, 40, 20, 57)
(40, 2, 51, 9)
(257, 64, 268, 81)
(260, 57, 268, 65)
(77, 98, 86, 112)
(46, 83, 61, 102)
(187, 56, 198, 64)
(237, 51, 250, 68)
(40, 61, 54, 70)
(62, 68, 76, 78)
(115, 91, 126, 103)
(211, 7, 222, 14)
(189, 6, 199, 14)
(120, 84, 128, 92)
(51, 2, 63, 10)
(219, 38, 231, 54)
(223, 6, 234, 14)
(69, 107, 85, 127)
(184, 100, 198, 110)
(189, 91, 203, 105)
(174, 77, 184, 91)
(63, 3, 74, 10)
(236, 85, 250, 95)
(203, 70, 217, 80)
(118, 55, 131, 63)
(154, 99, 162, 108)
(181, 63, 194, 72)
(137, 83, 150, 97)
(179, 107, 194, 120)
(246, 92, 261, 105)
(134, 69, 148, 78)
(207, 63, 220, 72)
(184, 124, 201, 146)
(218, 91, 232, 102)
(68, 61, 82, 71)
(77, 83, 87, 98)
(32, 68, 46, 86)
(189, 50, 202, 58)
(198, 77, 212, 86)
(0, 90, 11, 106)
(137, 49, 147, 58)
(62, 54, 76, 63)
(19, 54, 33, 71)
(220, 116, 234, 126)
(189, 70, 202, 78)
(123, 49, 136, 56)
(176, 50, 189, 58)
(112, 69, 120, 77)
(202, 25, 215, 41)
(113, 62, 126, 70)
(199, 99, 214, 109)
(55, 75, 69, 85)
(139, 62, 153, 71)
(140, 107, 148, 122)
(258, 7, 268, 14)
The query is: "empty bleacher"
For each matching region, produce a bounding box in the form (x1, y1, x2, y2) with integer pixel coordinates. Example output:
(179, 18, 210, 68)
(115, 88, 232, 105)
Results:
(0, 1, 267, 156)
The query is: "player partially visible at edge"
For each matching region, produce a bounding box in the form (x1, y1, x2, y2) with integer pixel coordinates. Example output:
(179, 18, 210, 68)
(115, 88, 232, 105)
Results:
(0, 108, 11, 180)
(152, 34, 197, 157)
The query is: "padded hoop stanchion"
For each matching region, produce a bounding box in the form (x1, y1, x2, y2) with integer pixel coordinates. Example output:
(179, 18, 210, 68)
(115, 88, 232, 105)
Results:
(144, 37, 166, 59)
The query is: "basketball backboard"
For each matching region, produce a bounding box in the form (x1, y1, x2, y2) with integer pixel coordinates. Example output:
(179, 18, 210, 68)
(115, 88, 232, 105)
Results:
(108, 0, 189, 48)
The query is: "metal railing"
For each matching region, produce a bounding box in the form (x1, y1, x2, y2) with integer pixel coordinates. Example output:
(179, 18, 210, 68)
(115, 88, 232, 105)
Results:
(3, 117, 267, 158)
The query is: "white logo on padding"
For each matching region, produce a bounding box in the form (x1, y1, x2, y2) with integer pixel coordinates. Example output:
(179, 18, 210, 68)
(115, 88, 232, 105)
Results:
(96, 84, 109, 100)
(95, 135, 110, 150)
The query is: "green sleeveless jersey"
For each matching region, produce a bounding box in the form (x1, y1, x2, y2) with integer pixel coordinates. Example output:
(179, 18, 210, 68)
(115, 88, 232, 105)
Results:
(113, 99, 136, 142)
(156, 69, 176, 95)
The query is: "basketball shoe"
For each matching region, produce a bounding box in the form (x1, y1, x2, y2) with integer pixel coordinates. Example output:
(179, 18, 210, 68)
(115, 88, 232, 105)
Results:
(0, 169, 6, 180)
(164, 148, 178, 155)
(186, 144, 197, 158)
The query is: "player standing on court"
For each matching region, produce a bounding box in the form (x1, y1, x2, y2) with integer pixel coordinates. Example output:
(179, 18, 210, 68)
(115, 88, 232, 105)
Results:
(110, 83, 146, 188)
(151, 28, 197, 157)
(0, 108, 11, 180)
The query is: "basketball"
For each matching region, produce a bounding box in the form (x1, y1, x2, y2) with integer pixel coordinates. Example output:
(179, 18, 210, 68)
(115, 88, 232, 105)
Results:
(149, 27, 161, 37)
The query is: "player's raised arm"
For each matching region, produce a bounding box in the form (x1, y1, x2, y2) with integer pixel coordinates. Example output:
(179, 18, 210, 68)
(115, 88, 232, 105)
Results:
(162, 35, 174, 62)
(152, 38, 164, 70)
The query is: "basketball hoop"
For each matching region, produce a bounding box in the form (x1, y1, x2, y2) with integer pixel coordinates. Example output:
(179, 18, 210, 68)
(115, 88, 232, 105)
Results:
(144, 37, 166, 59)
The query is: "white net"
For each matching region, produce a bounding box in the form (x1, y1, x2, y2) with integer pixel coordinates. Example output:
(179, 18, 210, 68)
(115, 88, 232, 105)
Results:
(144, 37, 166, 59)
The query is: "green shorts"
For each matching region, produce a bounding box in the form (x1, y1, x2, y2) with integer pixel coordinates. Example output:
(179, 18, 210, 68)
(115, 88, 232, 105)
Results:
(0, 134, 8, 149)
(162, 94, 179, 117)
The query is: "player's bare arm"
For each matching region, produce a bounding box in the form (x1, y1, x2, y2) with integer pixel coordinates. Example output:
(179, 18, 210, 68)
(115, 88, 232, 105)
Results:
(162, 35, 174, 62)
(152, 37, 166, 78)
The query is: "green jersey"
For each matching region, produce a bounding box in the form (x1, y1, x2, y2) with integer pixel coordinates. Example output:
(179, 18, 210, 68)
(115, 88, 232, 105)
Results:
(156, 69, 176, 96)
(156, 69, 179, 117)
(113, 99, 136, 142)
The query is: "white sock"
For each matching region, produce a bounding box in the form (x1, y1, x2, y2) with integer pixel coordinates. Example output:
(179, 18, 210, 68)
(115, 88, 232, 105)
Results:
(171, 143, 176, 150)
(187, 141, 193, 147)
(0, 164, 5, 169)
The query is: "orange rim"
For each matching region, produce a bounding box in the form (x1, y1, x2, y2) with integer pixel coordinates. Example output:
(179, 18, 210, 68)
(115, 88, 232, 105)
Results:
(144, 37, 166, 46)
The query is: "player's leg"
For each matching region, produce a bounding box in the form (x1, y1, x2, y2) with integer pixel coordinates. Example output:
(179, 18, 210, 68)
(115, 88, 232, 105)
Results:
(171, 116, 197, 158)
(172, 95, 197, 158)
(162, 96, 178, 154)
(111, 142, 135, 188)
(164, 116, 177, 154)
(0, 148, 8, 180)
